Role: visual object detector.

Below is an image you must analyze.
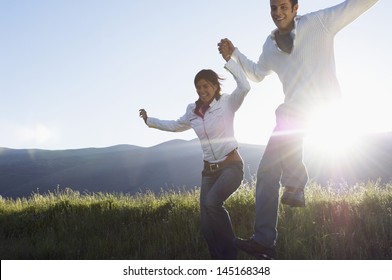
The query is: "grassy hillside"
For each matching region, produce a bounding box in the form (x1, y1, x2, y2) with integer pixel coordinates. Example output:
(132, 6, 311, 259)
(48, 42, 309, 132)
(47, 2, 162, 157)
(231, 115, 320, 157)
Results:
(0, 181, 391, 259)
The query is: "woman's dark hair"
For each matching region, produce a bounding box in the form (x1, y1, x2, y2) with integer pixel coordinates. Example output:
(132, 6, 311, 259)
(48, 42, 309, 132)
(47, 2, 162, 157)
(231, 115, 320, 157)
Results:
(194, 69, 224, 100)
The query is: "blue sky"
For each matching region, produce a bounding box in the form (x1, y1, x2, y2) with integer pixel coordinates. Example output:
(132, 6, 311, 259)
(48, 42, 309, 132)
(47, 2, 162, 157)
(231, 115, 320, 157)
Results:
(0, 0, 390, 150)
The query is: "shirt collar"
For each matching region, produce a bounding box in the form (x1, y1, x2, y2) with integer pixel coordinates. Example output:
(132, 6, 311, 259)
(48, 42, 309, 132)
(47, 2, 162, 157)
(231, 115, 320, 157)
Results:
(195, 96, 219, 108)
(208, 98, 218, 108)
(194, 97, 219, 117)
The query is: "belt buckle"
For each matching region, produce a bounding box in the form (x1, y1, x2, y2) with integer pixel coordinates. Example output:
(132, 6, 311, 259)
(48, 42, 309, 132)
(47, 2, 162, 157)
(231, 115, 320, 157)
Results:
(209, 163, 220, 172)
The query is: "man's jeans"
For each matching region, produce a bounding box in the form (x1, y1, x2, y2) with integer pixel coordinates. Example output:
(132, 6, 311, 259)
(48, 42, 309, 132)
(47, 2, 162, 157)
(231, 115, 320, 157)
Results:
(253, 104, 309, 247)
(200, 161, 243, 259)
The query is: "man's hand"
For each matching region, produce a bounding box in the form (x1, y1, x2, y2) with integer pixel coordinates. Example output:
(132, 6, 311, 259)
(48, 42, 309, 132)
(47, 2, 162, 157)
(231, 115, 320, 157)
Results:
(218, 38, 235, 61)
(139, 109, 148, 123)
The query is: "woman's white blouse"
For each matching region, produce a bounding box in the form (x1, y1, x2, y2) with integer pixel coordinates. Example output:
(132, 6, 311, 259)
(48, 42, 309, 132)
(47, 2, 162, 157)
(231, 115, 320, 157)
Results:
(146, 59, 251, 163)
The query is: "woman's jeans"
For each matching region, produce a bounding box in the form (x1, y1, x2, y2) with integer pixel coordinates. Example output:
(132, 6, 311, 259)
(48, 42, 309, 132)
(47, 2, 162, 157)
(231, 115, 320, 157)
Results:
(200, 160, 243, 259)
(253, 104, 309, 247)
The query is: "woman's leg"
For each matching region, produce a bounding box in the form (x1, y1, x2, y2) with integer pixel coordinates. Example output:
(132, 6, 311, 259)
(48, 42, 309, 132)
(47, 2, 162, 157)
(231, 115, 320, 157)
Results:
(200, 161, 243, 259)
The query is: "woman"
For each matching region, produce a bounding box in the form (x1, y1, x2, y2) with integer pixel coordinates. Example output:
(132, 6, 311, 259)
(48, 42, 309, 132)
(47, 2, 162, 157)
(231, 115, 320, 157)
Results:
(139, 55, 250, 259)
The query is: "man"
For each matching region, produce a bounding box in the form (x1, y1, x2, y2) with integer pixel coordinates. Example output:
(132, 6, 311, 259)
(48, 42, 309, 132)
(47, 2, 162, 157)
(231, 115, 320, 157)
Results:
(218, 0, 378, 259)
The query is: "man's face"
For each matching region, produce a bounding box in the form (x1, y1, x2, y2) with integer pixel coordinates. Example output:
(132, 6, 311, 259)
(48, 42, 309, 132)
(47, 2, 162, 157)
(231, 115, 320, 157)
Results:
(270, 0, 298, 33)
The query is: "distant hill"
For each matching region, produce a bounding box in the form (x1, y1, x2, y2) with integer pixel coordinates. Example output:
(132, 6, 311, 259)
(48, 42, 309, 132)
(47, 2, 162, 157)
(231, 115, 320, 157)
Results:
(0, 132, 391, 198)
(0, 139, 264, 198)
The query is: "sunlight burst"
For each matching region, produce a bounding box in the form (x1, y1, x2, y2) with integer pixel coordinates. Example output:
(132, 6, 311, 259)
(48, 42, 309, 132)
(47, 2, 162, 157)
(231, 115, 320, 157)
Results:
(305, 102, 363, 159)
(19, 124, 52, 145)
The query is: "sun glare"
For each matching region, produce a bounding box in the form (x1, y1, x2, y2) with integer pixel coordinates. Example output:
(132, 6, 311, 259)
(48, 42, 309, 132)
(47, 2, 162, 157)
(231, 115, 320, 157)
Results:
(305, 102, 363, 159)
(19, 124, 52, 145)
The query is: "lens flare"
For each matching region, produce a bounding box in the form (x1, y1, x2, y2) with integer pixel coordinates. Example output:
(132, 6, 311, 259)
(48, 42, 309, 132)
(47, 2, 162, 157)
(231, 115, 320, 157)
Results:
(305, 102, 363, 159)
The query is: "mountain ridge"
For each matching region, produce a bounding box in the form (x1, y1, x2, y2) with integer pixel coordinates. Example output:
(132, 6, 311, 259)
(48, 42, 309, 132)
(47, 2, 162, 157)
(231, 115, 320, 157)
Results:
(1, 132, 391, 198)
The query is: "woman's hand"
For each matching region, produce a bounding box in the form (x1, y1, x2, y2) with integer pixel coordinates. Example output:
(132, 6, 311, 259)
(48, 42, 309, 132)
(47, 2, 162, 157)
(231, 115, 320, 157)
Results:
(139, 109, 148, 124)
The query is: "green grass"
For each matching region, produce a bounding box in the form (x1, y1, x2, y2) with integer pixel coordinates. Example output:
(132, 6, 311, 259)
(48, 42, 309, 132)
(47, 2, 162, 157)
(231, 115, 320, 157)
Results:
(0, 181, 391, 259)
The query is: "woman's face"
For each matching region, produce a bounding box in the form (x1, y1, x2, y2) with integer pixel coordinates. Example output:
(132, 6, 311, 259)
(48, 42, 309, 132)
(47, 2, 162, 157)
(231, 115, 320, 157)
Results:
(196, 78, 218, 104)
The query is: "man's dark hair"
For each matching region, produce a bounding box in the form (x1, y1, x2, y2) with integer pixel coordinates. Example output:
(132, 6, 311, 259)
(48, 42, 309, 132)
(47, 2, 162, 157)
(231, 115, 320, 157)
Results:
(291, 0, 298, 6)
(289, 0, 298, 12)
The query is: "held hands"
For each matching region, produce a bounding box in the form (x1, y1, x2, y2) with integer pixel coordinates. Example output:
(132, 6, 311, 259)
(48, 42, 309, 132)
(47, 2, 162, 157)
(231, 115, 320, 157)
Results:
(139, 109, 148, 124)
(218, 38, 235, 61)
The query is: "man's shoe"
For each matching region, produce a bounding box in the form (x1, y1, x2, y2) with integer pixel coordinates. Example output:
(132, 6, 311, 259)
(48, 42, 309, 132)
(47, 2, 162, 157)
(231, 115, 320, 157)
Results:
(234, 238, 276, 260)
(281, 187, 305, 207)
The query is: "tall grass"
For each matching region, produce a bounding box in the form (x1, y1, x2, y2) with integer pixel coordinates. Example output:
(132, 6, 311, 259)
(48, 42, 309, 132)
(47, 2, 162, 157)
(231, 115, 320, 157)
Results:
(0, 181, 391, 259)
